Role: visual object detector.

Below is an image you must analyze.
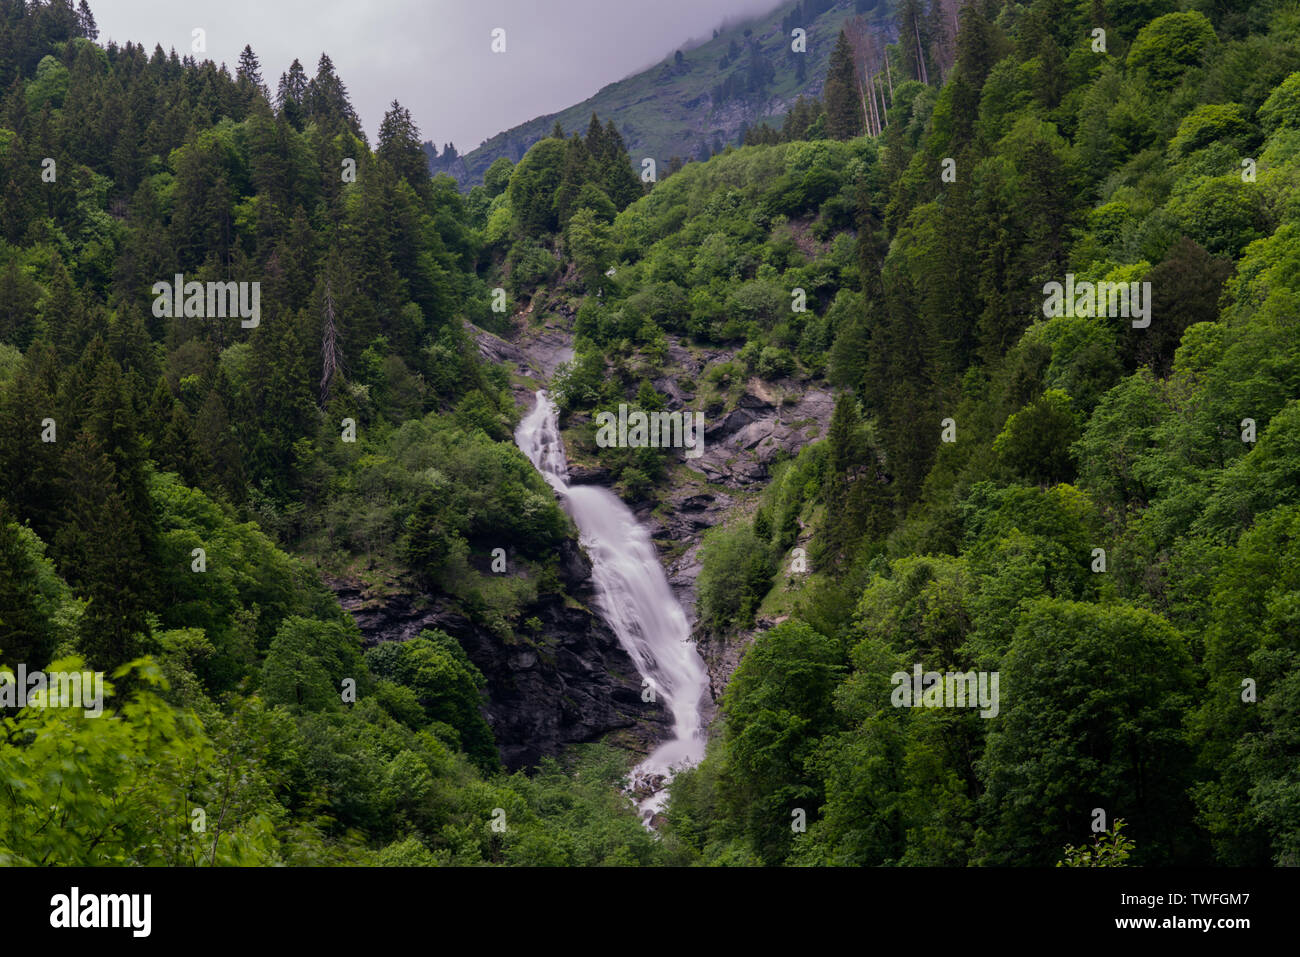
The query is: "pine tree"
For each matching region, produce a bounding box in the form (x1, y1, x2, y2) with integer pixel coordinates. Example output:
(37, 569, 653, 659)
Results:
(276, 58, 307, 129)
(553, 133, 592, 227)
(84, 351, 155, 552)
(193, 383, 243, 499)
(237, 44, 267, 102)
(377, 99, 430, 188)
(0, 341, 61, 542)
(598, 119, 642, 210)
(0, 257, 39, 347)
(782, 96, 822, 141)
(824, 31, 864, 140)
(584, 113, 606, 157)
(306, 53, 362, 140)
(818, 393, 890, 566)
(158, 401, 200, 486)
(55, 431, 152, 670)
(76, 0, 98, 41)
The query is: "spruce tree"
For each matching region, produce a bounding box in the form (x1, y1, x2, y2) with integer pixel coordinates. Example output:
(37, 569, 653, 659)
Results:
(55, 431, 152, 670)
(824, 31, 864, 140)
(237, 44, 267, 102)
(276, 58, 307, 129)
(377, 99, 430, 188)
(598, 119, 642, 210)
(0, 502, 59, 666)
(76, 0, 98, 40)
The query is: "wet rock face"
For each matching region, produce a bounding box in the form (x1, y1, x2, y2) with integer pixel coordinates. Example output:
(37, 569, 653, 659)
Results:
(639, 370, 833, 635)
(691, 382, 835, 488)
(467, 312, 575, 406)
(327, 543, 670, 772)
(441, 593, 670, 770)
(567, 462, 613, 484)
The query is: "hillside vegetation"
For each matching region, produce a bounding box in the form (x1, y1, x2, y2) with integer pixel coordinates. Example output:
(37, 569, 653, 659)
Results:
(660, 0, 1300, 866)
(0, 0, 685, 865)
(1, 0, 1298, 870)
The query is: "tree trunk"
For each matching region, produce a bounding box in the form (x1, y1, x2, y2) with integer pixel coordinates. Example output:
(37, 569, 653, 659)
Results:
(914, 15, 929, 85)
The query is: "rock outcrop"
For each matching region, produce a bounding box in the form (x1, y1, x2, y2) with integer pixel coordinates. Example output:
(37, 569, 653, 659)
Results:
(327, 538, 670, 771)
(437, 318, 836, 762)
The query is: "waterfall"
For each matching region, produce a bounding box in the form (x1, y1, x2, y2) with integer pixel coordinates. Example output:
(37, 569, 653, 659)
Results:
(515, 389, 710, 822)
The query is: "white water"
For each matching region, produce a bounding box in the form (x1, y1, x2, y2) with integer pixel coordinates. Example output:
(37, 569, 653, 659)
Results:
(515, 389, 710, 822)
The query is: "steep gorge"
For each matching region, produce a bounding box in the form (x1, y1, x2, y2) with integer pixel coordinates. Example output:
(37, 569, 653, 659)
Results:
(475, 312, 837, 755)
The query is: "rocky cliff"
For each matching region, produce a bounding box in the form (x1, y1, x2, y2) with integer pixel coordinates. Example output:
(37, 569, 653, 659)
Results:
(327, 536, 670, 771)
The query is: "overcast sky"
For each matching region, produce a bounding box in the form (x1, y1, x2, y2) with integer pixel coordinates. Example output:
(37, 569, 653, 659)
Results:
(93, 0, 785, 150)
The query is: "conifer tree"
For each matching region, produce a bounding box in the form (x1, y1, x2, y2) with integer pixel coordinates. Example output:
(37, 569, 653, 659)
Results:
(76, 1, 98, 40)
(597, 119, 641, 210)
(553, 133, 592, 227)
(0, 502, 60, 666)
(824, 31, 864, 140)
(377, 99, 429, 188)
(276, 58, 308, 129)
(56, 431, 153, 670)
(237, 44, 267, 102)
(306, 53, 363, 140)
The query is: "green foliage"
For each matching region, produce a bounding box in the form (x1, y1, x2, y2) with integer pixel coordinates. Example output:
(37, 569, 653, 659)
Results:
(365, 630, 498, 773)
(25, 55, 68, 110)
(0, 503, 78, 666)
(566, 207, 614, 288)
(260, 616, 368, 712)
(1058, 819, 1136, 867)
(484, 156, 515, 197)
(1258, 71, 1300, 132)
(977, 600, 1195, 865)
(0, 3, 713, 871)
(756, 345, 795, 379)
(507, 138, 567, 234)
(992, 388, 1080, 486)
(696, 522, 772, 631)
(823, 31, 864, 140)
(5, 0, 1300, 871)
(716, 620, 844, 863)
(1127, 12, 1218, 90)
(0, 659, 280, 865)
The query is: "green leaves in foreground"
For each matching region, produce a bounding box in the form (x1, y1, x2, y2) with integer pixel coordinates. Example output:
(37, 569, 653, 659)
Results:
(0, 658, 278, 866)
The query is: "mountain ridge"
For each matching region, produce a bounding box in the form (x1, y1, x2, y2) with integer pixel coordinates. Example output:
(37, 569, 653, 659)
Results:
(426, 0, 892, 188)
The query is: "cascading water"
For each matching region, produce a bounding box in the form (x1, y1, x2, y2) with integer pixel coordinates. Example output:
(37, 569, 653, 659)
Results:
(515, 389, 709, 823)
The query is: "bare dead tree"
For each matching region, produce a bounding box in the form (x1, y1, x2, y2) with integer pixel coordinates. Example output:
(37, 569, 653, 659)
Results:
(869, 70, 881, 135)
(913, 11, 929, 85)
(932, 0, 965, 82)
(845, 16, 888, 136)
(320, 280, 340, 408)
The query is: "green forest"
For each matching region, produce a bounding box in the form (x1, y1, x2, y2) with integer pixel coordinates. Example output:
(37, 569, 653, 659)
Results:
(1, 0, 1298, 868)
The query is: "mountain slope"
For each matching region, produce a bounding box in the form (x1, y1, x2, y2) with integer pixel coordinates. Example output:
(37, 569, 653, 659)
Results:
(427, 0, 893, 187)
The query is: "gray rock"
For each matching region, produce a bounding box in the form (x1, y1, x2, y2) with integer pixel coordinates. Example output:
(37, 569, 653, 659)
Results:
(328, 559, 670, 772)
